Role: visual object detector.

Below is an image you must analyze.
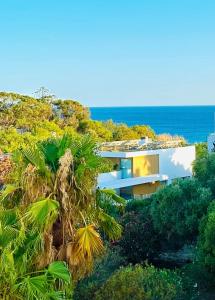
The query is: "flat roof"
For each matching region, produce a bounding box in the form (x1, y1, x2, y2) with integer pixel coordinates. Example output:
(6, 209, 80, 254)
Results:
(100, 139, 187, 152)
(99, 145, 195, 158)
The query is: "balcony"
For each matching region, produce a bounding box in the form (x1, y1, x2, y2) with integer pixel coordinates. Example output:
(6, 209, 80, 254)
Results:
(97, 172, 168, 190)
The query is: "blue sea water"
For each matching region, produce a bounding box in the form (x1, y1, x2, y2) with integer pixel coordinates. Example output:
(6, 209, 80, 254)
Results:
(90, 106, 215, 143)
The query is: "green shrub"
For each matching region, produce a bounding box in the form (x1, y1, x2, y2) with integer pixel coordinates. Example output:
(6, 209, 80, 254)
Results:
(181, 262, 215, 298)
(125, 198, 151, 213)
(95, 265, 183, 300)
(151, 178, 212, 249)
(198, 200, 215, 274)
(195, 142, 208, 159)
(194, 153, 215, 197)
(118, 208, 161, 264)
(74, 246, 126, 300)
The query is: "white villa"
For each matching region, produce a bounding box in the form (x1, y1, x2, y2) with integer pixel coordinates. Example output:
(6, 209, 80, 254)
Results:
(97, 138, 196, 199)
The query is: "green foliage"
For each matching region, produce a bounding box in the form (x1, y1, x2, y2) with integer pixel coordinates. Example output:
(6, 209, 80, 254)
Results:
(195, 142, 208, 159)
(0, 199, 72, 299)
(0, 92, 88, 153)
(54, 99, 90, 129)
(0, 91, 158, 153)
(14, 262, 72, 300)
(94, 265, 183, 300)
(194, 153, 215, 197)
(79, 119, 156, 142)
(180, 262, 215, 298)
(118, 201, 161, 264)
(125, 198, 151, 212)
(74, 246, 125, 300)
(79, 120, 113, 141)
(0, 133, 123, 299)
(131, 124, 156, 139)
(151, 178, 212, 248)
(112, 123, 139, 140)
(198, 201, 215, 273)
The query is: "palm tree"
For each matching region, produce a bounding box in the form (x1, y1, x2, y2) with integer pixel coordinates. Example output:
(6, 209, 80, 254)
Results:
(0, 134, 124, 298)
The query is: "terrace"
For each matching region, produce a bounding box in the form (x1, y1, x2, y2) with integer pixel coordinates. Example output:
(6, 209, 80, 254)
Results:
(100, 137, 186, 152)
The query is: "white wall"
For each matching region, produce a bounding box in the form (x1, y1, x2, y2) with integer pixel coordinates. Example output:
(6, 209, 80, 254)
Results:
(98, 170, 122, 185)
(159, 146, 195, 180)
(98, 145, 196, 188)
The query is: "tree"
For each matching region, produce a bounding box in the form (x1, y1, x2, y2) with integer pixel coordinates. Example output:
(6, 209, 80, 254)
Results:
(0, 92, 91, 152)
(54, 99, 90, 129)
(151, 178, 212, 248)
(112, 123, 139, 140)
(198, 200, 215, 273)
(79, 120, 113, 141)
(194, 153, 215, 197)
(131, 125, 156, 139)
(118, 201, 161, 264)
(0, 97, 53, 129)
(94, 265, 183, 300)
(195, 142, 208, 159)
(1, 134, 123, 284)
(74, 246, 125, 300)
(34, 86, 55, 102)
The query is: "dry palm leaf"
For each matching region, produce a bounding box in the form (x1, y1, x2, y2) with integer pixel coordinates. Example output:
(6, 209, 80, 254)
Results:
(67, 224, 104, 277)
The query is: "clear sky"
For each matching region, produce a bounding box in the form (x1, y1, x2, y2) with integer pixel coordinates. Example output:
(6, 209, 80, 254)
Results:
(0, 0, 215, 106)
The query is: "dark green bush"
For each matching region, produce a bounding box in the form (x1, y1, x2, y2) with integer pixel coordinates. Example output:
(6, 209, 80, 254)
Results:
(95, 265, 183, 300)
(151, 178, 212, 249)
(118, 208, 161, 264)
(125, 198, 151, 213)
(74, 246, 125, 300)
(194, 153, 215, 197)
(198, 200, 215, 274)
(181, 262, 215, 298)
(195, 142, 208, 159)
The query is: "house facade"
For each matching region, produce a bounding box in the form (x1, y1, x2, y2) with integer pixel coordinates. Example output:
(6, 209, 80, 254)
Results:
(97, 139, 196, 199)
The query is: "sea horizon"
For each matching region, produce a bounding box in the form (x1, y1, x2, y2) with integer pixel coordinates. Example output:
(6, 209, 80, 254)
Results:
(90, 105, 215, 143)
(89, 104, 215, 108)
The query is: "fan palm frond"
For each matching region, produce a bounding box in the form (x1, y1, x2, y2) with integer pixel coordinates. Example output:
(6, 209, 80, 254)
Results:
(15, 275, 47, 299)
(71, 224, 104, 263)
(97, 210, 122, 240)
(47, 261, 71, 283)
(99, 189, 126, 206)
(21, 147, 51, 179)
(0, 184, 19, 202)
(25, 198, 59, 231)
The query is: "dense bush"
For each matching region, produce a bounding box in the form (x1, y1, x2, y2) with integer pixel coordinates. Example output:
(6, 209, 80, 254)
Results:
(74, 247, 125, 300)
(95, 265, 183, 300)
(151, 178, 212, 248)
(125, 198, 152, 213)
(0, 92, 88, 152)
(80, 120, 156, 142)
(195, 142, 208, 159)
(198, 201, 215, 274)
(118, 201, 161, 264)
(181, 262, 215, 297)
(194, 153, 215, 197)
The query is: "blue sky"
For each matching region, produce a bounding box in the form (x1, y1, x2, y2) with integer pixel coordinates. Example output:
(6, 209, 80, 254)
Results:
(0, 0, 215, 106)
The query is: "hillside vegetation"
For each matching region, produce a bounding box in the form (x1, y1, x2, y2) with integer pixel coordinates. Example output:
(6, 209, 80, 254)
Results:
(0, 91, 155, 153)
(1, 91, 215, 299)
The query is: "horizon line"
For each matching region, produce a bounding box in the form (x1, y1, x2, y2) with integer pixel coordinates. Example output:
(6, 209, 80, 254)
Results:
(89, 104, 215, 108)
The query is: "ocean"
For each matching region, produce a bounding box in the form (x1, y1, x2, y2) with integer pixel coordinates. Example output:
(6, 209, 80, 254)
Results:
(90, 106, 215, 143)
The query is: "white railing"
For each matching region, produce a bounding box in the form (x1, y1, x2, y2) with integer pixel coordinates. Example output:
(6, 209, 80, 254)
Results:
(97, 171, 122, 185)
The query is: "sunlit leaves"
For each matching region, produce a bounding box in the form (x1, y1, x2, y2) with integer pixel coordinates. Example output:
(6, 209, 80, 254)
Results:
(47, 261, 71, 283)
(72, 224, 104, 262)
(26, 198, 59, 230)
